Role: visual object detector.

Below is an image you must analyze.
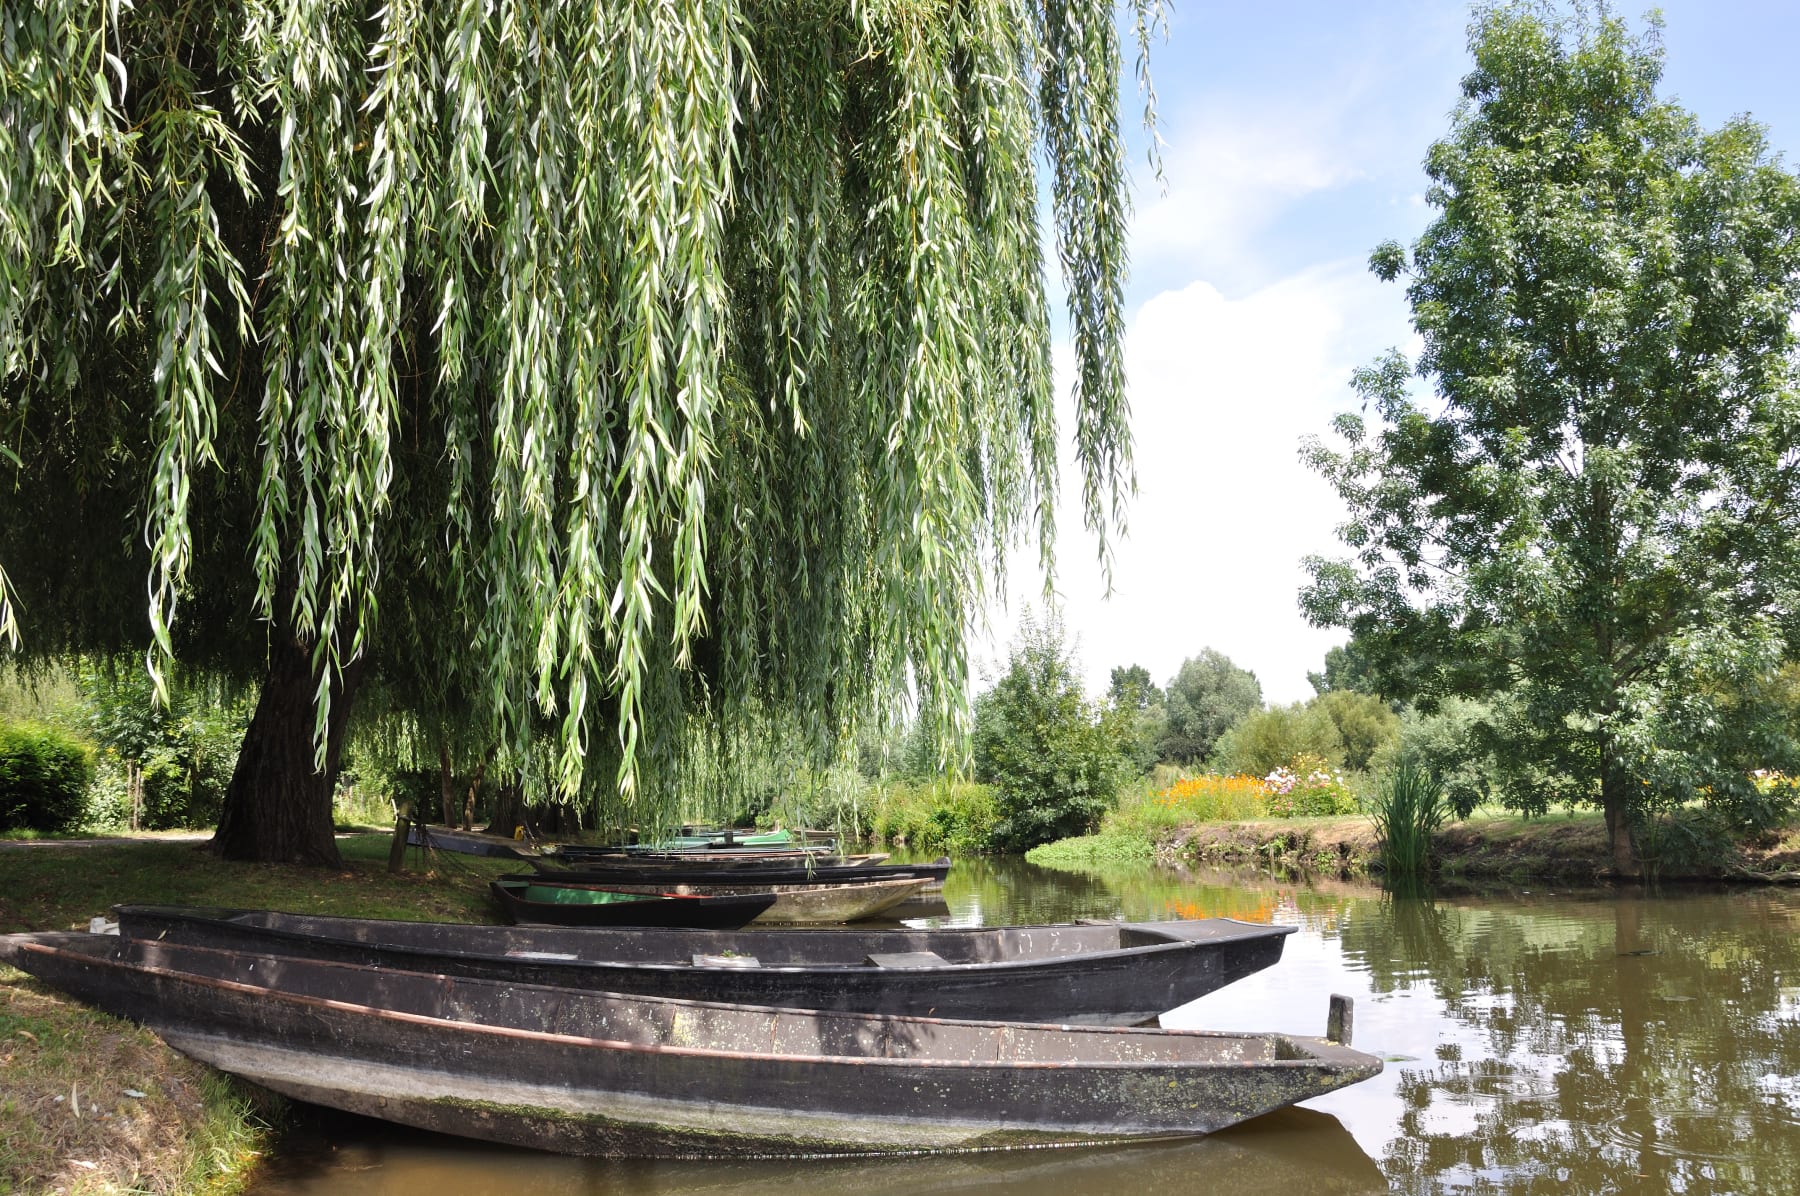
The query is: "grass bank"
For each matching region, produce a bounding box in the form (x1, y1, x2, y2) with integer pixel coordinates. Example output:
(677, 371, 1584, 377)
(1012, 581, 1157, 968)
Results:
(0, 831, 519, 1195)
(1031, 810, 1800, 883)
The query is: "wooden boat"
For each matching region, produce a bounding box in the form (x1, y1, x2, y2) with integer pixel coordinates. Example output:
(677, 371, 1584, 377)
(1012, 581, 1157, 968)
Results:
(489, 879, 774, 929)
(406, 825, 533, 859)
(112, 905, 1295, 1024)
(526, 856, 950, 889)
(543, 845, 864, 866)
(0, 932, 1382, 1157)
(501, 874, 933, 925)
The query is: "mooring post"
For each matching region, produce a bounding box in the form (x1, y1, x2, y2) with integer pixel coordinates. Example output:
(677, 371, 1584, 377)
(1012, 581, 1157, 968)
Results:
(388, 801, 414, 874)
(1327, 994, 1354, 1046)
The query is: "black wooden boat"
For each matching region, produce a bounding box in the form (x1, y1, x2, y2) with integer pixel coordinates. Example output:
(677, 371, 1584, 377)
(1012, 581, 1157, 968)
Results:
(489, 878, 774, 928)
(541, 846, 868, 868)
(502, 874, 932, 925)
(406, 825, 533, 860)
(526, 855, 952, 888)
(0, 931, 1381, 1157)
(113, 904, 1294, 1024)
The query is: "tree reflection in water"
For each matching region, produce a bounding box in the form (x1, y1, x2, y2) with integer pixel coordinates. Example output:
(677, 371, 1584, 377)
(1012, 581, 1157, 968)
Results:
(253, 856, 1800, 1194)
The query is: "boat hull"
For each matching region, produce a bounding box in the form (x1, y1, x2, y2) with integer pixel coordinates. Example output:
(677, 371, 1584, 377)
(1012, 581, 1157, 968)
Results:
(489, 880, 775, 928)
(2, 933, 1380, 1158)
(505, 875, 932, 924)
(113, 905, 1294, 1024)
(526, 857, 947, 888)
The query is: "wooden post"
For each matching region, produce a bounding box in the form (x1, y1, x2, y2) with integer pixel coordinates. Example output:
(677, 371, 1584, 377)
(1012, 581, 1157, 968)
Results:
(1327, 994, 1354, 1046)
(388, 801, 414, 874)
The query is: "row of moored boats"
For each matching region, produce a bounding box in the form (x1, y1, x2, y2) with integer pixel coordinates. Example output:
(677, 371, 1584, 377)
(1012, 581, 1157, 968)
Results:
(0, 829, 1383, 1157)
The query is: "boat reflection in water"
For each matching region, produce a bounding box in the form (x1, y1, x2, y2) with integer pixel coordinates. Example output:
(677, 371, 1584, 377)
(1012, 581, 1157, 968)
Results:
(230, 853, 1800, 1192)
(255, 1106, 1386, 1196)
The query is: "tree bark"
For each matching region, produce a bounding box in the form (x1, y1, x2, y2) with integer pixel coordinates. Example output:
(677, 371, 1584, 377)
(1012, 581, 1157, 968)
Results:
(486, 774, 524, 840)
(462, 752, 488, 831)
(438, 740, 454, 831)
(211, 618, 365, 865)
(1602, 764, 1640, 878)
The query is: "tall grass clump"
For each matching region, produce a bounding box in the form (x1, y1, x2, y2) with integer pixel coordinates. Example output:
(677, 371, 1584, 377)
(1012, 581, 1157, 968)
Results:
(1370, 757, 1448, 879)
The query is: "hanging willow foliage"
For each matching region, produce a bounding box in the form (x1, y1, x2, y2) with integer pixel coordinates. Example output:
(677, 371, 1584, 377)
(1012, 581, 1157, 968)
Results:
(1, 0, 1157, 815)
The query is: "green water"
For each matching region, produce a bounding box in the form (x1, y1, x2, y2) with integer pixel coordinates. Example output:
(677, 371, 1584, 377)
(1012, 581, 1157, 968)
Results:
(251, 857, 1800, 1195)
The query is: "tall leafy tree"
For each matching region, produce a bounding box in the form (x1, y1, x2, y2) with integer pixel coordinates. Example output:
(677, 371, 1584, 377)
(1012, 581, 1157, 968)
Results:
(1, 0, 1158, 862)
(1302, 4, 1800, 875)
(1107, 662, 1166, 773)
(972, 608, 1126, 850)
(1158, 648, 1262, 763)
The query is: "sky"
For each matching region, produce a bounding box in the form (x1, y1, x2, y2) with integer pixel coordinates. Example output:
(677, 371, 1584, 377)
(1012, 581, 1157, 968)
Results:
(979, 0, 1800, 705)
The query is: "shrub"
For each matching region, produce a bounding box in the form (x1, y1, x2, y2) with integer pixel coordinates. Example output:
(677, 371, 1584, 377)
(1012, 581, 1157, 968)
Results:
(1263, 753, 1360, 816)
(870, 781, 999, 855)
(1310, 690, 1400, 772)
(0, 721, 94, 833)
(973, 609, 1129, 851)
(1212, 702, 1344, 776)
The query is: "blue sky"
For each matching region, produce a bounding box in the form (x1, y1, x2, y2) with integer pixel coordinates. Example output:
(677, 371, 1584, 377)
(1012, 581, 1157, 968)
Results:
(986, 1, 1800, 705)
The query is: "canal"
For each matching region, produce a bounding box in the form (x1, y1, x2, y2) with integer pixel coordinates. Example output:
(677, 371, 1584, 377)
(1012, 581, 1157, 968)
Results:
(251, 856, 1800, 1194)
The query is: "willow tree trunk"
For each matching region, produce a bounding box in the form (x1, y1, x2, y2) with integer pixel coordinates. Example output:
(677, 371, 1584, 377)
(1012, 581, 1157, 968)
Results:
(212, 618, 365, 865)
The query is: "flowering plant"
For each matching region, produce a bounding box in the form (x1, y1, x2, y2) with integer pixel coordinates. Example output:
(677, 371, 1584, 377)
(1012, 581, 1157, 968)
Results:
(1263, 754, 1359, 817)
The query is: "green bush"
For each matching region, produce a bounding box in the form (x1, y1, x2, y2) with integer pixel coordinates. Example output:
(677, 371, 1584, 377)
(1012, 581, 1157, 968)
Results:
(1262, 754, 1361, 817)
(1212, 702, 1345, 776)
(870, 781, 998, 855)
(0, 722, 94, 833)
(1026, 830, 1153, 867)
(77, 666, 247, 830)
(973, 609, 1129, 851)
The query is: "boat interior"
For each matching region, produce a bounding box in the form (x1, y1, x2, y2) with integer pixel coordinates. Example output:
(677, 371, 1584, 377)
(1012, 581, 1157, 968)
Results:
(125, 906, 1283, 967)
(13, 932, 1319, 1067)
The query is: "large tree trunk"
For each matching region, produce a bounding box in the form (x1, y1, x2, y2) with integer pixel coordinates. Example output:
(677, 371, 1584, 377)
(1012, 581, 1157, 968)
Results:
(486, 774, 524, 840)
(1601, 764, 1640, 879)
(212, 619, 365, 865)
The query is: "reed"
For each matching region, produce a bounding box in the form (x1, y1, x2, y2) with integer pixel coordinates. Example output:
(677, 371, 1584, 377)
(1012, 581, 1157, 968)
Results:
(1370, 757, 1448, 879)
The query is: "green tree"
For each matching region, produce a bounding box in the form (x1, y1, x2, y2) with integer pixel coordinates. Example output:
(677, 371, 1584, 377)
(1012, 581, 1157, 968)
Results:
(1, 0, 1155, 862)
(1158, 649, 1262, 763)
(1107, 663, 1166, 773)
(1302, 4, 1800, 875)
(1108, 665, 1161, 710)
(1312, 689, 1399, 773)
(77, 666, 249, 830)
(1211, 701, 1344, 777)
(972, 610, 1127, 851)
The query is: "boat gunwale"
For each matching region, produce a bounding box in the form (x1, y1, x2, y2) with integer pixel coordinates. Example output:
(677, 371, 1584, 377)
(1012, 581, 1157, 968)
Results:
(6, 934, 1376, 1075)
(114, 905, 1296, 976)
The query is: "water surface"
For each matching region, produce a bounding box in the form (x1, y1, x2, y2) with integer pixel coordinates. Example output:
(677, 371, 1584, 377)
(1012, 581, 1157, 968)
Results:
(252, 856, 1800, 1194)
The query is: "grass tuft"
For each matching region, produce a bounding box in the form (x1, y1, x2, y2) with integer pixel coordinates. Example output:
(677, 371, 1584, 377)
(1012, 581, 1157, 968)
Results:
(1369, 757, 1448, 880)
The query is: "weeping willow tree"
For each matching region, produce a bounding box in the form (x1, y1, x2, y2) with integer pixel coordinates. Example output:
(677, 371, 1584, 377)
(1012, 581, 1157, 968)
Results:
(1, 0, 1154, 864)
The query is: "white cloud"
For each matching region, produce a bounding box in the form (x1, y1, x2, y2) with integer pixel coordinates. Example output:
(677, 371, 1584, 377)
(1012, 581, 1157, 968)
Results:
(983, 261, 1413, 706)
(1131, 110, 1361, 269)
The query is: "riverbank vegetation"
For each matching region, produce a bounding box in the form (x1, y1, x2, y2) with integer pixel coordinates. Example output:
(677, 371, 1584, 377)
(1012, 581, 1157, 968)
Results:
(0, 834, 519, 1194)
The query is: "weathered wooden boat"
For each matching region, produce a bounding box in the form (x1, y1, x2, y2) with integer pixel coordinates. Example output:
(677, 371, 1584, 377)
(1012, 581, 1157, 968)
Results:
(505, 874, 932, 925)
(526, 855, 951, 889)
(0, 931, 1381, 1158)
(407, 825, 533, 860)
(113, 905, 1295, 1024)
(489, 879, 774, 929)
(543, 845, 865, 867)
(620, 828, 831, 854)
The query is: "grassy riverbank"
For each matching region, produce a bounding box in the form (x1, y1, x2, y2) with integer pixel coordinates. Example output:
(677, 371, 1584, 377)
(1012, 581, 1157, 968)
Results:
(0, 832, 519, 1195)
(1029, 810, 1800, 883)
